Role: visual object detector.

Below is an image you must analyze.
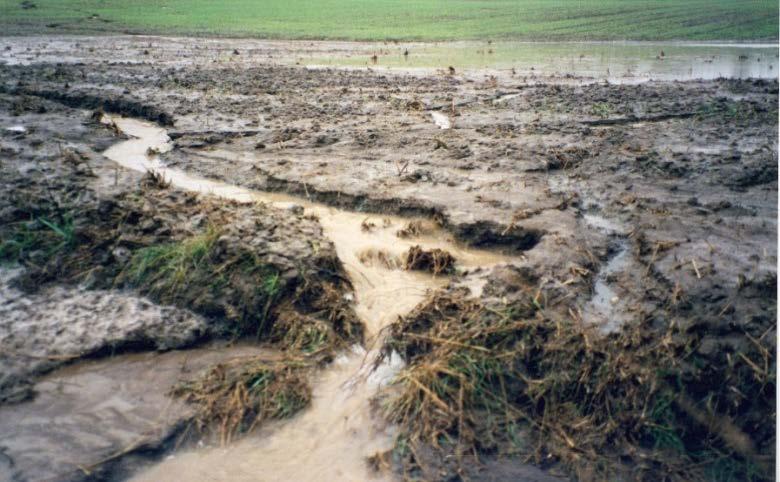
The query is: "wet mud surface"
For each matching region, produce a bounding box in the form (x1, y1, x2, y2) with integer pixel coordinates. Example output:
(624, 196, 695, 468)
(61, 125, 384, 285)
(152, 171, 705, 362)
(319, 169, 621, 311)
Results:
(0, 268, 208, 404)
(0, 35, 776, 481)
(0, 343, 275, 482)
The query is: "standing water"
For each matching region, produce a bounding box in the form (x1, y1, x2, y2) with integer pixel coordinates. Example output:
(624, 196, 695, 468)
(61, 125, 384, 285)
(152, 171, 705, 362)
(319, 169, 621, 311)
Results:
(308, 41, 779, 81)
(102, 117, 513, 481)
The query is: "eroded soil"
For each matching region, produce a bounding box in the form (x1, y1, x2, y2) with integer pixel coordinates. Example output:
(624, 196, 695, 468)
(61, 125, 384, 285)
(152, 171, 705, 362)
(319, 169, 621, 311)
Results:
(0, 35, 776, 482)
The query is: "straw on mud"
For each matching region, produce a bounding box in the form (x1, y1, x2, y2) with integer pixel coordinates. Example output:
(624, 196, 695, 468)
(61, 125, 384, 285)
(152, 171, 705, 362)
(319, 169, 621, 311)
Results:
(379, 286, 775, 481)
(396, 220, 425, 239)
(403, 246, 456, 275)
(171, 354, 315, 445)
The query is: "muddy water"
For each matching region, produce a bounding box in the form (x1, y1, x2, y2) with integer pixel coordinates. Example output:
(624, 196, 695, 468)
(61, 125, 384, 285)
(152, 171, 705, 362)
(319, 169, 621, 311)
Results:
(310, 41, 778, 81)
(0, 342, 274, 482)
(103, 117, 513, 481)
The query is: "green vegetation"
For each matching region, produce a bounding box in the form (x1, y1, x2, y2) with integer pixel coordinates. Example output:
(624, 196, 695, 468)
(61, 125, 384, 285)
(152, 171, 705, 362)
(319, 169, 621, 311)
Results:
(125, 227, 221, 299)
(124, 227, 283, 337)
(0, 215, 76, 265)
(590, 102, 612, 119)
(0, 0, 776, 41)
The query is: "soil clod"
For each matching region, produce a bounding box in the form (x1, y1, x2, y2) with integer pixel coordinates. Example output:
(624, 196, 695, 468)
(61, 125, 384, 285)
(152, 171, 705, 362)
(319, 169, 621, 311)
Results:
(403, 246, 456, 275)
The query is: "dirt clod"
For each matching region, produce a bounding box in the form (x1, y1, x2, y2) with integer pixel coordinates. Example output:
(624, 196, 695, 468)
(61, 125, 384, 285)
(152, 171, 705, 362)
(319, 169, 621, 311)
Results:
(403, 245, 456, 275)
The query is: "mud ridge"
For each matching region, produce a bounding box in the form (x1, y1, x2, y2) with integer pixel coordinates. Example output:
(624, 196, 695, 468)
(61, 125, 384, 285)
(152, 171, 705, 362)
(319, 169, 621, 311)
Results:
(191, 155, 546, 253)
(0, 86, 174, 125)
(168, 129, 263, 141)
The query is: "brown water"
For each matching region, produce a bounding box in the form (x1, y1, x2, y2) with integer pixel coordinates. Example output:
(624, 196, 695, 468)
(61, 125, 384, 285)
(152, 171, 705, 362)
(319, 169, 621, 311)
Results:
(308, 40, 779, 81)
(0, 342, 274, 482)
(102, 117, 513, 481)
(1, 37, 775, 83)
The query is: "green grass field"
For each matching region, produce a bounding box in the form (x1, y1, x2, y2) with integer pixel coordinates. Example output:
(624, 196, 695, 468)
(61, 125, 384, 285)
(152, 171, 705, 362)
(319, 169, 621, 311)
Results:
(0, 0, 777, 41)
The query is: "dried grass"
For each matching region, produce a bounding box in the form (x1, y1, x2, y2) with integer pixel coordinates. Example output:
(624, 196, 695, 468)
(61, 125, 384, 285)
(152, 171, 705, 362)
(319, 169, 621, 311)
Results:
(171, 355, 313, 445)
(403, 246, 455, 275)
(380, 288, 775, 481)
(396, 220, 426, 239)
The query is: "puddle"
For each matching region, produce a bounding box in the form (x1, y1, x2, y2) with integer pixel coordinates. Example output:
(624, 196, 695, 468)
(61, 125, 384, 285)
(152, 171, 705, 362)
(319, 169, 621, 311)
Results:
(430, 111, 451, 129)
(580, 213, 632, 333)
(582, 242, 631, 333)
(309, 41, 779, 81)
(583, 212, 627, 236)
(102, 116, 514, 481)
(4, 125, 27, 133)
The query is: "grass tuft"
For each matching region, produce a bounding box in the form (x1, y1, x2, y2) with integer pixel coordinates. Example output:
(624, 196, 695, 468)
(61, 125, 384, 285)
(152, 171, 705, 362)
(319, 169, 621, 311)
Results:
(122, 226, 284, 337)
(126, 226, 220, 298)
(171, 355, 313, 445)
(0, 214, 76, 265)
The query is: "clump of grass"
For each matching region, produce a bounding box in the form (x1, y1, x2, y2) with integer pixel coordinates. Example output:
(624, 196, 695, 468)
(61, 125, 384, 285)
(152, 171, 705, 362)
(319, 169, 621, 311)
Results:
(380, 288, 775, 481)
(273, 311, 334, 353)
(590, 102, 612, 118)
(358, 248, 401, 269)
(126, 226, 220, 298)
(140, 169, 171, 189)
(172, 356, 312, 445)
(0, 214, 76, 265)
(122, 226, 283, 337)
(274, 277, 364, 350)
(0, 222, 40, 264)
(396, 220, 426, 239)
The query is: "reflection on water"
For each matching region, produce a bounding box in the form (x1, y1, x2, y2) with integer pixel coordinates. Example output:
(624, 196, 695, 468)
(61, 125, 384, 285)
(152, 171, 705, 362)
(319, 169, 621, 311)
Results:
(310, 41, 779, 81)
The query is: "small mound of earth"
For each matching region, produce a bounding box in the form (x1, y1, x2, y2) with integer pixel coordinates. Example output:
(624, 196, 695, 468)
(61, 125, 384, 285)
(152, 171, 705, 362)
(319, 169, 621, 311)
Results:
(403, 245, 456, 275)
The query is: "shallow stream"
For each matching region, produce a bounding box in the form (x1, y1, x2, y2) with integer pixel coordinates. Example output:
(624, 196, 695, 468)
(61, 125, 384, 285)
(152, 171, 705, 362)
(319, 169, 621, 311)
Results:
(101, 117, 514, 481)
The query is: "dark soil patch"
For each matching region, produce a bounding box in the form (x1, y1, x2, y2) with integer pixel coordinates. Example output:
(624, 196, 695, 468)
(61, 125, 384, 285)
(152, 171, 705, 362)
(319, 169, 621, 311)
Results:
(403, 245, 456, 275)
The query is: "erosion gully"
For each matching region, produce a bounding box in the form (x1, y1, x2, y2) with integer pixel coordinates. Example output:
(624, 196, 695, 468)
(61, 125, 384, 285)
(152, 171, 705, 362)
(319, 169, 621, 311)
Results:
(87, 116, 515, 481)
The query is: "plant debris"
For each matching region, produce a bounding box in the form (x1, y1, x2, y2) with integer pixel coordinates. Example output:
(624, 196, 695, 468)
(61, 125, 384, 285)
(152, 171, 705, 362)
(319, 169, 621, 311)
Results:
(380, 285, 776, 481)
(171, 355, 314, 445)
(396, 220, 426, 239)
(358, 248, 401, 269)
(403, 246, 456, 275)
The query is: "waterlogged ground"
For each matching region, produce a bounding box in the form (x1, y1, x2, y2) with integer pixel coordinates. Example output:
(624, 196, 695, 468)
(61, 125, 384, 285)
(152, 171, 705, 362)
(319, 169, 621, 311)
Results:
(309, 40, 779, 81)
(1, 36, 777, 81)
(0, 35, 776, 481)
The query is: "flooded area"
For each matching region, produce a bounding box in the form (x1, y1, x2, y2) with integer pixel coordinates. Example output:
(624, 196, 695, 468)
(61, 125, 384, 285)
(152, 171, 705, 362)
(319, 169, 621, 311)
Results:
(0, 36, 777, 82)
(103, 116, 514, 481)
(309, 41, 779, 81)
(0, 342, 275, 481)
(0, 34, 776, 482)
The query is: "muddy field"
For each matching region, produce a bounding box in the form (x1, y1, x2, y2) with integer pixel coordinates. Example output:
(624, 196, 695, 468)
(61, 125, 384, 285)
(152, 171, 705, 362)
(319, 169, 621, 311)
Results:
(0, 36, 776, 482)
